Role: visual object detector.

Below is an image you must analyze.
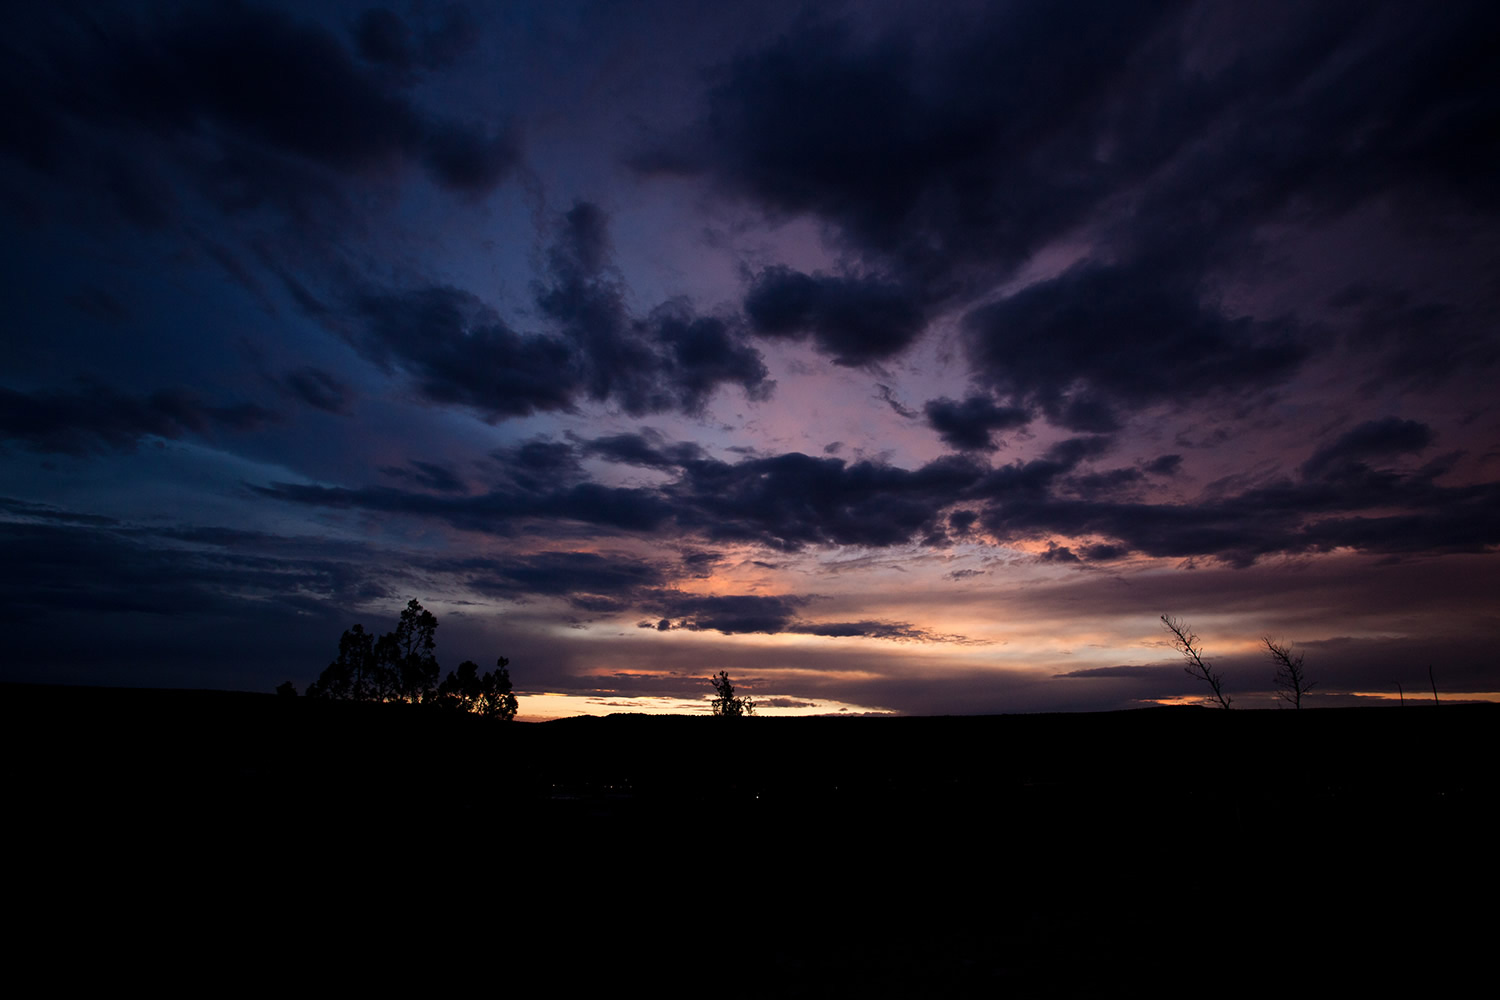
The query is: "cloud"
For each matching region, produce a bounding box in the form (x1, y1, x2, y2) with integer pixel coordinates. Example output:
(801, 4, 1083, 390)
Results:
(979, 464, 1500, 567)
(670, 450, 985, 550)
(962, 262, 1307, 424)
(255, 478, 676, 537)
(1054, 665, 1175, 680)
(645, 592, 806, 634)
(743, 267, 927, 366)
(923, 396, 1031, 451)
(875, 385, 918, 420)
(488, 439, 585, 492)
(535, 202, 772, 415)
(0, 382, 275, 455)
(347, 204, 771, 425)
(578, 430, 706, 470)
(260, 426, 1499, 568)
(0, 518, 380, 619)
(639, 3, 1500, 420)
(279, 367, 351, 414)
(0, 0, 517, 257)
(1300, 418, 1434, 480)
(640, 7, 1181, 280)
(353, 285, 580, 420)
(457, 550, 672, 609)
(642, 591, 971, 642)
(644, 301, 775, 413)
(380, 461, 469, 494)
(354, 6, 478, 75)
(103, 3, 515, 196)
(787, 620, 971, 643)
(1143, 455, 1183, 477)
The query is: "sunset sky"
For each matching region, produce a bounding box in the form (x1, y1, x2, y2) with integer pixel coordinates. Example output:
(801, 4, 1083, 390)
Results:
(4, 1, 1497, 717)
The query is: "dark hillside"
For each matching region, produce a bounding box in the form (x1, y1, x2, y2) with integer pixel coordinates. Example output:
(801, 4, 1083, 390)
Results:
(4, 685, 1492, 992)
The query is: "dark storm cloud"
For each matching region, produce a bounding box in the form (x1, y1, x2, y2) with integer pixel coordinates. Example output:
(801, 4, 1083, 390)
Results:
(1062, 468, 1145, 500)
(874, 385, 918, 421)
(1329, 286, 1500, 389)
(642, 6, 1182, 281)
(0, 518, 381, 620)
(0, 496, 119, 527)
(1054, 665, 1175, 680)
(1038, 543, 1080, 564)
(977, 463, 1500, 567)
(413, 543, 965, 641)
(668, 451, 986, 551)
(349, 203, 770, 423)
(455, 550, 671, 608)
(1143, 455, 1183, 477)
(643, 591, 964, 642)
(91, 3, 516, 197)
(0, 512, 415, 689)
(578, 430, 707, 470)
(354, 285, 579, 420)
(641, 2, 1500, 416)
(279, 367, 351, 414)
(923, 396, 1032, 451)
(646, 592, 806, 634)
(0, 382, 275, 455)
(535, 202, 772, 415)
(788, 620, 965, 643)
(644, 301, 774, 412)
(488, 439, 585, 492)
(380, 461, 469, 494)
(742, 267, 927, 366)
(354, 6, 478, 75)
(263, 421, 994, 550)
(962, 262, 1307, 423)
(255, 478, 676, 537)
(262, 410, 1498, 567)
(1300, 418, 1434, 480)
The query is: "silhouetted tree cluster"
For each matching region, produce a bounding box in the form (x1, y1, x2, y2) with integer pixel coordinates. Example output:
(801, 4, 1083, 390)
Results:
(710, 670, 755, 717)
(307, 600, 515, 718)
(435, 657, 518, 720)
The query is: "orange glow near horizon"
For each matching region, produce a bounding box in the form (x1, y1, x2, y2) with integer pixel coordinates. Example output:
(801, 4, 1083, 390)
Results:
(515, 691, 894, 721)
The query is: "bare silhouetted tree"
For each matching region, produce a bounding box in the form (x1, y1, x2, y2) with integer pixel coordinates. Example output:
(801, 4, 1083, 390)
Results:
(1162, 615, 1231, 709)
(1265, 637, 1315, 708)
(710, 670, 755, 717)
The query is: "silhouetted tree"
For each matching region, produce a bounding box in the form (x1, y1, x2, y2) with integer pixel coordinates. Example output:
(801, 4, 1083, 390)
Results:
(308, 623, 376, 700)
(710, 670, 755, 717)
(276, 681, 298, 698)
(1162, 615, 1231, 709)
(1265, 637, 1314, 709)
(437, 657, 518, 720)
(389, 598, 440, 703)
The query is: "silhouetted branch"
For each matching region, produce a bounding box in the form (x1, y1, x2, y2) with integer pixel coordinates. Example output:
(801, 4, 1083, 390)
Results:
(1265, 637, 1315, 709)
(1162, 615, 1231, 709)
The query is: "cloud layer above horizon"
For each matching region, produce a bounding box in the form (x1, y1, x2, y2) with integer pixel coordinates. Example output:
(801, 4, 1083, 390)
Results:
(4, 1, 1498, 715)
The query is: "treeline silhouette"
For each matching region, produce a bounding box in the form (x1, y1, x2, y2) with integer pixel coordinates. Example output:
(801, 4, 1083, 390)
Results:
(300, 599, 516, 719)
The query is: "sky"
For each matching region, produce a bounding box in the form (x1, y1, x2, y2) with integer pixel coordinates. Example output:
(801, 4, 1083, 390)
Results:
(3, 0, 1498, 718)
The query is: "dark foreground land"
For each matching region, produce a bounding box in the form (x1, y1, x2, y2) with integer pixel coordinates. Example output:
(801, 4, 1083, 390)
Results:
(5, 685, 1494, 994)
